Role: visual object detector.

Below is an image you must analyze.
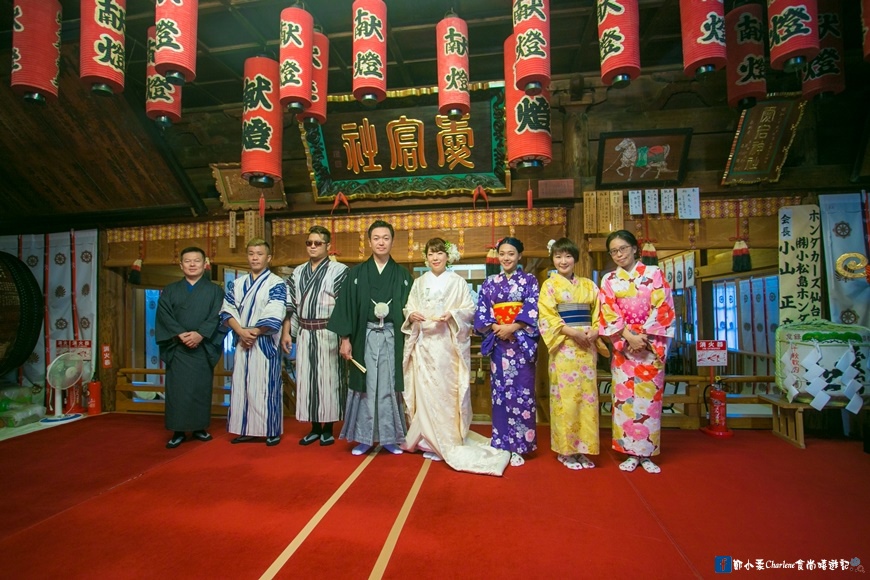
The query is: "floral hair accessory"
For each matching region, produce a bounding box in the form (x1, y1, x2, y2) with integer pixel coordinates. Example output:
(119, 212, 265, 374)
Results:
(444, 241, 461, 265)
(547, 239, 556, 256)
(424, 240, 462, 265)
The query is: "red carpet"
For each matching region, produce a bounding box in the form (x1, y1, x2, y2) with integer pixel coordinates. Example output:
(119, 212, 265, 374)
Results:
(0, 414, 208, 539)
(1, 415, 868, 579)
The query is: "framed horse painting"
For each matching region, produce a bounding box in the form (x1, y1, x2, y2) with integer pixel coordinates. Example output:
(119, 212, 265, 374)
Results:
(596, 129, 692, 189)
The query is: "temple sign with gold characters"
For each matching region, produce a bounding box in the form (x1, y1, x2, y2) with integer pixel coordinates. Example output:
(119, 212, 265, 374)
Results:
(340, 114, 475, 175)
(304, 83, 509, 201)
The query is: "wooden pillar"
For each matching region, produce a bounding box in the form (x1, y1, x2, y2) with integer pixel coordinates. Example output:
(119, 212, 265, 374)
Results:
(97, 231, 125, 411)
(561, 109, 590, 178)
(563, 109, 594, 278)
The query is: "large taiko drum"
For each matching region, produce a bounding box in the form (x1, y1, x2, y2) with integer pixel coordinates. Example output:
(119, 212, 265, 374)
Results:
(0, 252, 43, 376)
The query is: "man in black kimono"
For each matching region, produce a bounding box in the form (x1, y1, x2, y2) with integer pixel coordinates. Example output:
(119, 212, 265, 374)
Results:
(156, 247, 225, 449)
(328, 220, 412, 456)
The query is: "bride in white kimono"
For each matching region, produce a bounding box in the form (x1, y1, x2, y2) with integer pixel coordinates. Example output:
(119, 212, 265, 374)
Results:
(401, 238, 510, 476)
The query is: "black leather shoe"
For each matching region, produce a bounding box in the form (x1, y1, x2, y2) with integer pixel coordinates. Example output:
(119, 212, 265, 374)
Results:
(299, 432, 319, 446)
(231, 435, 255, 444)
(192, 430, 212, 442)
(166, 434, 186, 449)
(265, 436, 281, 446)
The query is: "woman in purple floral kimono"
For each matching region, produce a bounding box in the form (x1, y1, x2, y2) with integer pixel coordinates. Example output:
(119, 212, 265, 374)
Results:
(475, 237, 540, 467)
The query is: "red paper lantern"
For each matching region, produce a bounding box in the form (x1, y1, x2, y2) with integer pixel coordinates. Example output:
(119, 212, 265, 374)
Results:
(768, 0, 819, 72)
(146, 26, 182, 128)
(80, 0, 125, 95)
(351, 0, 387, 106)
(512, 0, 550, 95)
(241, 57, 283, 188)
(725, 3, 767, 110)
(862, 0, 870, 62)
(680, 0, 726, 78)
(802, 0, 845, 99)
(279, 5, 313, 114)
(154, 0, 198, 85)
(298, 30, 330, 126)
(436, 12, 470, 120)
(597, 0, 640, 88)
(10, 0, 61, 104)
(505, 35, 551, 171)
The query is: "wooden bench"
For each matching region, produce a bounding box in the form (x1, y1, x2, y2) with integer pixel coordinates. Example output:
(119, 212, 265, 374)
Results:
(759, 393, 870, 449)
(759, 393, 810, 448)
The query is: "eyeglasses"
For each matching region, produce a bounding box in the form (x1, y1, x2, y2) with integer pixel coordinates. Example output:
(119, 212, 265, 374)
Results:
(305, 240, 325, 247)
(608, 245, 633, 256)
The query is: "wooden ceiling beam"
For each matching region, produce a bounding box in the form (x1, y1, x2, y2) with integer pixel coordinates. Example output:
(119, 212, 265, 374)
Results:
(121, 88, 210, 216)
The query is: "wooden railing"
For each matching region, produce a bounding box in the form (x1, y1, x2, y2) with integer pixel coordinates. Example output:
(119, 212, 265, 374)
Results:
(596, 374, 706, 430)
(115, 368, 296, 417)
(114, 367, 776, 431)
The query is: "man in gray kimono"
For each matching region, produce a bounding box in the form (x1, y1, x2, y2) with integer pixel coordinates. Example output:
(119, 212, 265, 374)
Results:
(156, 247, 225, 449)
(328, 220, 412, 456)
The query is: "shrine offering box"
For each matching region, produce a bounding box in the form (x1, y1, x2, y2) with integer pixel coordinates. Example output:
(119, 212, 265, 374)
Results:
(775, 320, 869, 410)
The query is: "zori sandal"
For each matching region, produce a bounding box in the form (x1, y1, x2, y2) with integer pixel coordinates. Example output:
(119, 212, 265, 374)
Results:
(619, 456, 639, 472)
(640, 458, 661, 474)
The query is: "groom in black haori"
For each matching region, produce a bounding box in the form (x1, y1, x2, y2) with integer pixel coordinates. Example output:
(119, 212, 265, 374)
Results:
(328, 220, 412, 456)
(156, 247, 225, 449)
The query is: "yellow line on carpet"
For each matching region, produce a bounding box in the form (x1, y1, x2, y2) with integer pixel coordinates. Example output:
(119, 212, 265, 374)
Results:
(368, 459, 431, 580)
(259, 447, 381, 580)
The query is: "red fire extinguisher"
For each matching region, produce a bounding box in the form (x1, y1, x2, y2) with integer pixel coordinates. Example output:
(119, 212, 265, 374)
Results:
(86, 380, 102, 415)
(701, 379, 733, 438)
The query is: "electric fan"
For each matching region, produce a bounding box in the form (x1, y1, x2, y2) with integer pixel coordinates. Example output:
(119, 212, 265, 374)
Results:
(40, 352, 85, 423)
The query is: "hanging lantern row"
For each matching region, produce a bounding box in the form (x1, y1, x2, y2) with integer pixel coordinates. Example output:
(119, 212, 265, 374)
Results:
(80, 0, 126, 95)
(298, 29, 330, 126)
(351, 0, 388, 107)
(768, 0, 819, 72)
(802, 0, 845, 99)
(679, 0, 725, 79)
(154, 0, 198, 86)
(597, 0, 640, 88)
(279, 5, 313, 113)
(146, 26, 182, 128)
(504, 34, 552, 171)
(240, 56, 283, 189)
(725, 2, 767, 110)
(436, 12, 470, 120)
(863, 0, 870, 62)
(10, 0, 61, 104)
(512, 0, 550, 95)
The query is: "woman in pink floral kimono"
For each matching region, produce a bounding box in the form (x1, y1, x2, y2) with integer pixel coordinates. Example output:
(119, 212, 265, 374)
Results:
(598, 230, 675, 474)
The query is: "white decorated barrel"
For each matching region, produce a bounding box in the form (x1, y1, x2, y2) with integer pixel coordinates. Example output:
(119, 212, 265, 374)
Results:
(775, 320, 870, 410)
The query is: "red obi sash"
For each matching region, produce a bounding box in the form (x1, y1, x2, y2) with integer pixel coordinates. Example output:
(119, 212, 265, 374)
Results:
(493, 301, 523, 325)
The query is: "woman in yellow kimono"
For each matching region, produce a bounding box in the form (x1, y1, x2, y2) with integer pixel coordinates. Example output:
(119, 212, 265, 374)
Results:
(538, 238, 605, 470)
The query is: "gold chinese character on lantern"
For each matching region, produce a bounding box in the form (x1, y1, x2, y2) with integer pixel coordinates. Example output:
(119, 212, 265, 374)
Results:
(435, 115, 475, 170)
(386, 115, 427, 172)
(341, 119, 382, 174)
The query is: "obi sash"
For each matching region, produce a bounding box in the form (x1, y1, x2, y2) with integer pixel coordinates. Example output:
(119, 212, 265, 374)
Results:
(492, 301, 523, 325)
(557, 303, 591, 327)
(299, 318, 329, 331)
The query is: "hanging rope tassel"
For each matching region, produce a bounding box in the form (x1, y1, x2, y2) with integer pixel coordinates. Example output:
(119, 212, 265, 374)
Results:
(258, 192, 266, 218)
(732, 203, 752, 272)
(526, 180, 533, 210)
(486, 211, 499, 276)
(472, 185, 489, 210)
(128, 231, 145, 284)
(640, 215, 658, 266)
